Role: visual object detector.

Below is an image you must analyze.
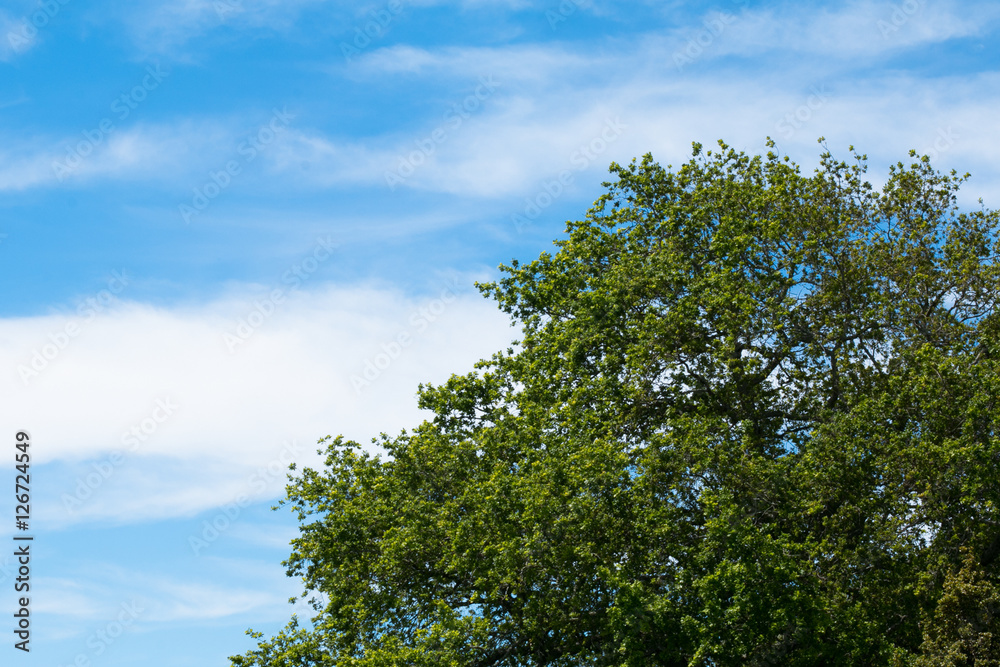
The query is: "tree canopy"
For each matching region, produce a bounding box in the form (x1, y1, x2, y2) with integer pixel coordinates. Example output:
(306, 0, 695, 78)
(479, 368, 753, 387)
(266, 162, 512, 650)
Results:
(231, 140, 1000, 666)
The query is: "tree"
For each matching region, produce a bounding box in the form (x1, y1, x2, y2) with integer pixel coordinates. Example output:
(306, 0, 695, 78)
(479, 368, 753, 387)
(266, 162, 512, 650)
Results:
(230, 140, 1000, 666)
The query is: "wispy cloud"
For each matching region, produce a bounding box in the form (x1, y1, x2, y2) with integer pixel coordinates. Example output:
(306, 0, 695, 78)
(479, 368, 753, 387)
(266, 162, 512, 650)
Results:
(0, 6, 39, 61)
(5, 67, 997, 206)
(352, 42, 592, 79)
(35, 559, 303, 626)
(0, 116, 287, 191)
(0, 122, 216, 191)
(112, 0, 538, 56)
(666, 2, 992, 60)
(115, 0, 327, 54)
(268, 65, 1000, 202)
(349, 1, 1000, 80)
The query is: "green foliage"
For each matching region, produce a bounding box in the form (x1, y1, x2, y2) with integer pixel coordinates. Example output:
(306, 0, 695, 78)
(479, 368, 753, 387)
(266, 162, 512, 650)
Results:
(231, 140, 1000, 666)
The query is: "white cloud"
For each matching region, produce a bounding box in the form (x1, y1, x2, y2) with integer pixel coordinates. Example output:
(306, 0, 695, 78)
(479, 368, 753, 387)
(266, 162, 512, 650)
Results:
(31, 578, 104, 619)
(226, 521, 300, 550)
(0, 146, 54, 190)
(116, 0, 325, 54)
(0, 279, 516, 525)
(33, 567, 294, 629)
(352, 42, 590, 79)
(6, 4, 999, 205)
(145, 579, 277, 622)
(0, 116, 287, 191)
(115, 0, 536, 55)
(348, 1, 1000, 82)
(4, 59, 998, 208)
(654, 0, 1000, 64)
(0, 124, 198, 191)
(32, 555, 324, 630)
(266, 64, 1000, 204)
(0, 8, 37, 60)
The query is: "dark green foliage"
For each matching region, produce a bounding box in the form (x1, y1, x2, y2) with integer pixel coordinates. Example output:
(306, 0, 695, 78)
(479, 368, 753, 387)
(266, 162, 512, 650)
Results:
(231, 140, 1000, 666)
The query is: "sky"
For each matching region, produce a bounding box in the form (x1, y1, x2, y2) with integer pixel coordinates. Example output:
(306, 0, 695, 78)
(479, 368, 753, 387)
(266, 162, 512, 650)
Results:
(0, 0, 998, 664)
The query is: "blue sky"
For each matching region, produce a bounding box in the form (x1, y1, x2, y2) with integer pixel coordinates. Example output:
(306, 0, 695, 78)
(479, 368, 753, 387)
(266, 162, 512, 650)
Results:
(0, 0, 998, 664)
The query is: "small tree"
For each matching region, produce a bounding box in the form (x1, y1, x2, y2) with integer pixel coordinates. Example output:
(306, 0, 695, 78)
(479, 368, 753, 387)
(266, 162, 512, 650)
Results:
(231, 140, 1000, 666)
